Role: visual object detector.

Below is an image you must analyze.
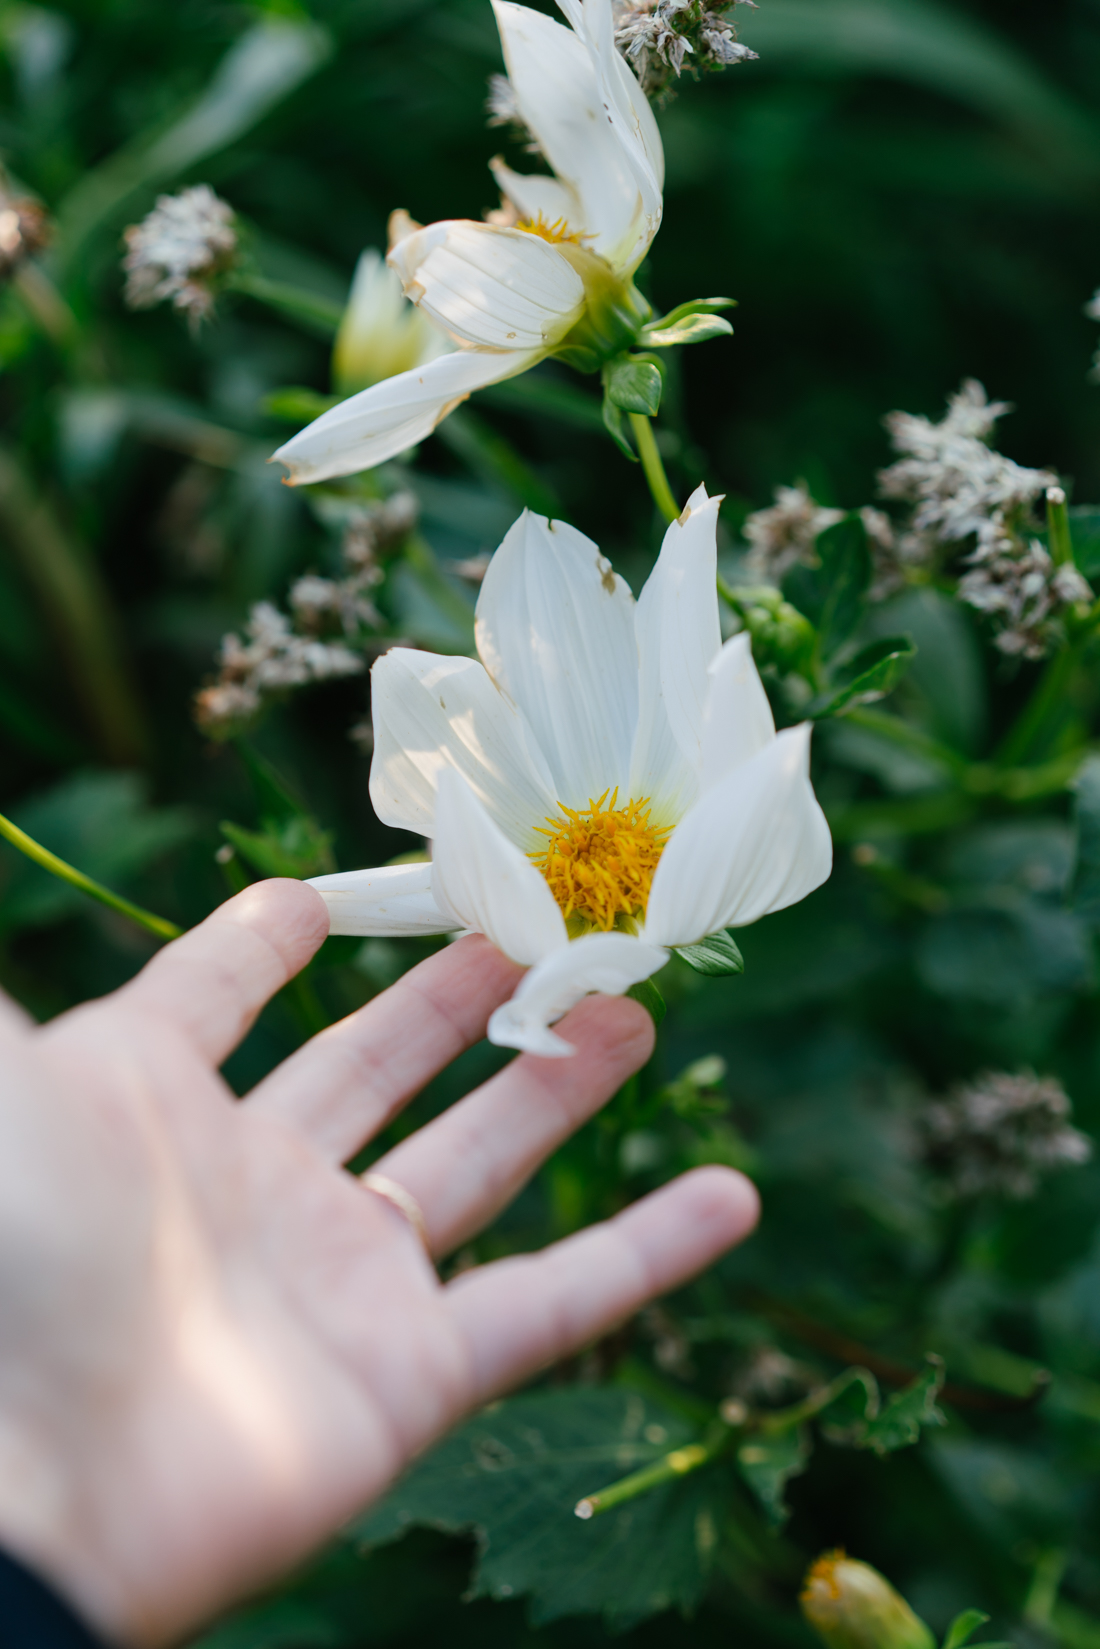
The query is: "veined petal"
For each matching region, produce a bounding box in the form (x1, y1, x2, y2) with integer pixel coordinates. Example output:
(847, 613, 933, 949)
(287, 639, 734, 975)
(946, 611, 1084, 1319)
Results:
(305, 863, 458, 937)
(369, 648, 557, 847)
(700, 634, 776, 792)
(431, 769, 567, 967)
(643, 724, 832, 947)
(488, 930, 669, 1057)
(629, 484, 722, 821)
(475, 510, 639, 807)
(389, 220, 584, 352)
(491, 0, 660, 273)
(272, 347, 540, 485)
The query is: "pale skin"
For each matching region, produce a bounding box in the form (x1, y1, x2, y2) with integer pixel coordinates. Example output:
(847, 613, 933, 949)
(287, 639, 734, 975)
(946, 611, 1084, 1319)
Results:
(0, 879, 760, 1646)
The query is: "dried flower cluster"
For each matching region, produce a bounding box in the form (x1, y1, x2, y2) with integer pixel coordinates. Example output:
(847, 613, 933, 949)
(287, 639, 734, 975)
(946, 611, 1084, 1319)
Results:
(921, 1069, 1092, 1201)
(741, 482, 844, 584)
(0, 175, 50, 279)
(195, 493, 418, 736)
(123, 185, 238, 326)
(612, 0, 758, 97)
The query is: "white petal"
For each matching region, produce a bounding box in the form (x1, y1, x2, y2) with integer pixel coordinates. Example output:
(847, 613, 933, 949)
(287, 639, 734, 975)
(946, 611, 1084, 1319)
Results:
(388, 220, 584, 352)
(272, 347, 540, 485)
(488, 158, 581, 234)
(700, 634, 776, 791)
(475, 510, 639, 807)
(643, 724, 832, 947)
(369, 648, 557, 847)
(431, 769, 567, 967)
(488, 930, 669, 1057)
(629, 485, 723, 820)
(491, 0, 661, 273)
(305, 863, 458, 937)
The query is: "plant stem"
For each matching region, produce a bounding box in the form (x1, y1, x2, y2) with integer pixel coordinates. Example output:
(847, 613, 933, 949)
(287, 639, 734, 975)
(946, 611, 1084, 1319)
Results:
(843, 707, 967, 778)
(575, 1435, 720, 1519)
(995, 641, 1079, 769)
(0, 811, 182, 941)
(628, 414, 679, 523)
(1046, 487, 1073, 566)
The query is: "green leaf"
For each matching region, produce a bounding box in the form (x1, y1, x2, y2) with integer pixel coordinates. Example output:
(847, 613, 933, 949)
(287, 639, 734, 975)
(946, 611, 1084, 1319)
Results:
(644, 296, 737, 330)
(641, 314, 734, 348)
(627, 976, 667, 1027)
(601, 391, 637, 460)
(605, 358, 663, 416)
(811, 635, 918, 718)
(673, 928, 745, 976)
(1071, 755, 1100, 926)
(736, 1425, 810, 1525)
(859, 1360, 946, 1456)
(260, 387, 342, 425)
(219, 817, 335, 880)
(942, 1609, 992, 1649)
(352, 1388, 726, 1630)
(783, 512, 872, 659)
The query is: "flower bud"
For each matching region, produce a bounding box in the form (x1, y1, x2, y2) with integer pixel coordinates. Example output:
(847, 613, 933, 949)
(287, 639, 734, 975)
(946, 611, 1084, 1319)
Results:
(332, 249, 450, 395)
(800, 1551, 935, 1649)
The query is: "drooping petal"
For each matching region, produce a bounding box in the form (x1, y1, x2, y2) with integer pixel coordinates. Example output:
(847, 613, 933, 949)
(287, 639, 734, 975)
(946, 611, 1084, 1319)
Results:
(629, 484, 722, 821)
(369, 648, 557, 847)
(305, 863, 459, 938)
(699, 634, 776, 791)
(475, 510, 639, 807)
(389, 220, 585, 352)
(487, 930, 669, 1056)
(491, 0, 661, 274)
(431, 769, 567, 967)
(643, 724, 832, 947)
(272, 347, 540, 485)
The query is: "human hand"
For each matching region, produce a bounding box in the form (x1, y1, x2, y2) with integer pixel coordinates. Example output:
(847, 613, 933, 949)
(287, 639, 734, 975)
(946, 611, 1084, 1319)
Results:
(0, 880, 758, 1646)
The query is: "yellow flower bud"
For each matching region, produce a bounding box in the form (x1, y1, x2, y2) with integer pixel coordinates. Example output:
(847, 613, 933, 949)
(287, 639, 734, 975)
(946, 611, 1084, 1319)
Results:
(800, 1551, 936, 1649)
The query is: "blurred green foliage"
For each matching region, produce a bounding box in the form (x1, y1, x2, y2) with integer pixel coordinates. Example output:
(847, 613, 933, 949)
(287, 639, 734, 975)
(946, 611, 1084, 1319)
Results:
(4, 0, 1100, 1646)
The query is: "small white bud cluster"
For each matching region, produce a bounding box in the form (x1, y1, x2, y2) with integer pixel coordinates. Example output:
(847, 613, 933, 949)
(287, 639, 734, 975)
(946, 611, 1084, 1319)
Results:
(195, 493, 418, 736)
(0, 174, 50, 280)
(122, 185, 238, 326)
(741, 481, 843, 584)
(921, 1069, 1092, 1200)
(612, 0, 758, 97)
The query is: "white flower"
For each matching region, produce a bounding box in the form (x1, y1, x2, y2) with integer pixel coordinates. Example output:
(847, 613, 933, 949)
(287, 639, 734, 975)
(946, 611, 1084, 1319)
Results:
(308, 487, 832, 1056)
(273, 0, 664, 486)
(331, 249, 452, 395)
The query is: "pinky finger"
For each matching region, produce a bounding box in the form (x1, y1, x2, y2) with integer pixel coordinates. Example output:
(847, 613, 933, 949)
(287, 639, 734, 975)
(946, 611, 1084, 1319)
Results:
(444, 1167, 760, 1404)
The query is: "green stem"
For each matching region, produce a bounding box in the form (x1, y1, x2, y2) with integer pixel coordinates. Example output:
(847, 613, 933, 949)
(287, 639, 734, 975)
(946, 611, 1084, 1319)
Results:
(995, 641, 1080, 768)
(628, 414, 679, 524)
(1046, 487, 1073, 567)
(225, 272, 343, 339)
(0, 811, 182, 941)
(575, 1433, 722, 1519)
(843, 706, 967, 779)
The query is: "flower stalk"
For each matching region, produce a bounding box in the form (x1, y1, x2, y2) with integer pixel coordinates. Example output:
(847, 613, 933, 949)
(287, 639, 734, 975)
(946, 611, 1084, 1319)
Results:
(629, 412, 680, 521)
(0, 812, 182, 942)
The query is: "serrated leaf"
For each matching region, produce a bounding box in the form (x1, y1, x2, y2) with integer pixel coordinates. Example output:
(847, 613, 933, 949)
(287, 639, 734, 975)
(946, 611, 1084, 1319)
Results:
(627, 976, 667, 1026)
(860, 1360, 946, 1456)
(942, 1609, 991, 1649)
(605, 358, 663, 416)
(673, 928, 745, 976)
(352, 1389, 727, 1630)
(811, 636, 917, 718)
(783, 513, 872, 659)
(818, 1368, 881, 1442)
(736, 1426, 810, 1526)
(641, 314, 734, 348)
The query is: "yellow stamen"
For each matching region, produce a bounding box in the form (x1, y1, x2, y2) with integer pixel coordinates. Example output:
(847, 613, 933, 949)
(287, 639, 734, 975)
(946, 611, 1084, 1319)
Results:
(516, 213, 591, 246)
(529, 790, 671, 931)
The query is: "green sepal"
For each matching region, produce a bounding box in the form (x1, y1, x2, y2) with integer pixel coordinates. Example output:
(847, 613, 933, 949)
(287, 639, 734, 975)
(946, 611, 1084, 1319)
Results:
(626, 976, 666, 1027)
(942, 1611, 991, 1649)
(604, 356, 663, 417)
(673, 928, 745, 976)
(640, 313, 734, 348)
(554, 342, 603, 374)
(602, 392, 637, 460)
(810, 635, 917, 718)
(645, 296, 737, 330)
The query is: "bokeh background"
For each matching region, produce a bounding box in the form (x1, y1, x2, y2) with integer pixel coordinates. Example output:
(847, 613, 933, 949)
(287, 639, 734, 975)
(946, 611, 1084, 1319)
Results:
(3, 1, 1100, 1645)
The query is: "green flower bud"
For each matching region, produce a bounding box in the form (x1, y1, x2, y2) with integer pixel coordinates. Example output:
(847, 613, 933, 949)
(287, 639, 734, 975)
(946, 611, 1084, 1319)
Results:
(728, 585, 816, 676)
(800, 1551, 936, 1649)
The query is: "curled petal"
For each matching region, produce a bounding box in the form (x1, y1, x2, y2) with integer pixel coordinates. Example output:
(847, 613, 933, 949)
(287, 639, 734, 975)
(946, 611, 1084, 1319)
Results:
(272, 347, 540, 485)
(644, 724, 832, 948)
(369, 648, 556, 847)
(475, 510, 639, 807)
(306, 862, 458, 938)
(431, 769, 567, 967)
(388, 220, 584, 351)
(488, 930, 669, 1057)
(700, 634, 775, 791)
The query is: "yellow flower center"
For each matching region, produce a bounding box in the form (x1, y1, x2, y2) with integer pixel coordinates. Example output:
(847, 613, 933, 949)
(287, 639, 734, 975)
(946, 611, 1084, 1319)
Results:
(529, 790, 671, 931)
(516, 213, 591, 246)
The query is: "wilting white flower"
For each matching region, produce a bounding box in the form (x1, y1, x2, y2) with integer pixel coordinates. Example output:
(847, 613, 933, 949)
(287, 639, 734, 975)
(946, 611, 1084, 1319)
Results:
(331, 250, 451, 396)
(122, 185, 238, 325)
(922, 1069, 1092, 1200)
(308, 487, 832, 1056)
(273, 0, 664, 485)
(741, 481, 844, 585)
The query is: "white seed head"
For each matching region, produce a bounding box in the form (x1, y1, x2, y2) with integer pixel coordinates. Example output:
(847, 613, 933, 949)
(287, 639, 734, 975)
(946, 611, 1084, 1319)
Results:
(922, 1070, 1092, 1200)
(122, 185, 238, 325)
(741, 481, 843, 585)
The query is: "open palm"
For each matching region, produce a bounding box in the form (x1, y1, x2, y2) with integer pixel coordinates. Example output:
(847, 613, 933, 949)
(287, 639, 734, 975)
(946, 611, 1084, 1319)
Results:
(0, 880, 758, 1647)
